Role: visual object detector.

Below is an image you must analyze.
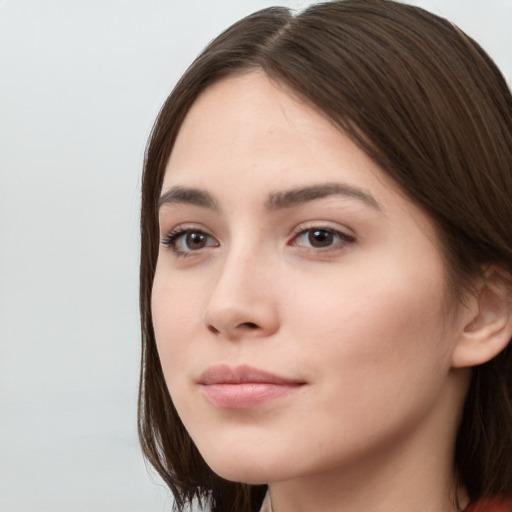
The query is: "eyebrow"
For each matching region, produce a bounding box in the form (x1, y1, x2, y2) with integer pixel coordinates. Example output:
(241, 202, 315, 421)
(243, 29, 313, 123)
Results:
(158, 186, 218, 210)
(266, 182, 382, 211)
(158, 182, 382, 212)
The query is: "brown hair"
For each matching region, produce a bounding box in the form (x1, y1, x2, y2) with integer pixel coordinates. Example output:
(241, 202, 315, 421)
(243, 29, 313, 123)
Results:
(138, 1, 512, 511)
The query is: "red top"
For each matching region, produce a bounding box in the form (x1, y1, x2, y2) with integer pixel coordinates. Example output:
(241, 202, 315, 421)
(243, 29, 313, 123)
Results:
(259, 494, 512, 512)
(466, 499, 512, 512)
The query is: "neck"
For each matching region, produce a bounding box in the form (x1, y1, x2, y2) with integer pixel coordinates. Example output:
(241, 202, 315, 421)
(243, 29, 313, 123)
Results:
(268, 448, 461, 512)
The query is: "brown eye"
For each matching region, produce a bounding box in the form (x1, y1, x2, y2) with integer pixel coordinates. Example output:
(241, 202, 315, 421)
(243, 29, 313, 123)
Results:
(186, 231, 207, 250)
(292, 227, 355, 251)
(308, 229, 334, 248)
(162, 228, 219, 255)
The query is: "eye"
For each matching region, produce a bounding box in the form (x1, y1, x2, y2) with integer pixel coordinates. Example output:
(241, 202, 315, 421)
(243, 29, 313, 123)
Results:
(292, 227, 354, 250)
(162, 228, 218, 256)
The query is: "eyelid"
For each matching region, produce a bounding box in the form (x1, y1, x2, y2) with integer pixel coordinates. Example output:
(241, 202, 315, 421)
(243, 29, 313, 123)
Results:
(289, 223, 356, 250)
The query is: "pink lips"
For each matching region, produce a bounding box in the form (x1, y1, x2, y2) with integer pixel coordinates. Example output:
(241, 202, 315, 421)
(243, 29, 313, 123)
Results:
(198, 364, 304, 409)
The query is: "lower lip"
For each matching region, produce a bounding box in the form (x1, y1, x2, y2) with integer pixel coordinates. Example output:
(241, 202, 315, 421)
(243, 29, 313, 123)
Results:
(201, 383, 302, 409)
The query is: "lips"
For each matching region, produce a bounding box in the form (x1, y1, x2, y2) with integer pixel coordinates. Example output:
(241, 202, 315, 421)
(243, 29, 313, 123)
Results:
(198, 364, 305, 409)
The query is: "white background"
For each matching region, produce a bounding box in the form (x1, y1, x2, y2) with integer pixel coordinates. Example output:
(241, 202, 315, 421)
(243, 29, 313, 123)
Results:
(1, 1, 511, 511)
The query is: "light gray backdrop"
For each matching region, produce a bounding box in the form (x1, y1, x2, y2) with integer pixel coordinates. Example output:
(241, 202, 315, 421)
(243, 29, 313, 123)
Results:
(1, 1, 510, 511)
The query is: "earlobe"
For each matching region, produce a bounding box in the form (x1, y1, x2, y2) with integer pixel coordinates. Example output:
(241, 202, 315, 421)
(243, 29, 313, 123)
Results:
(452, 269, 512, 368)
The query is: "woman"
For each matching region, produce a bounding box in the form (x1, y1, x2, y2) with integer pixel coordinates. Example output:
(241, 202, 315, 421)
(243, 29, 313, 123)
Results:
(138, 1, 512, 511)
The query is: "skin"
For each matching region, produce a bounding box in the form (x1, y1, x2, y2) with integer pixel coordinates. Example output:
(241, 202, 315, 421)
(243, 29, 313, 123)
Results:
(151, 72, 475, 512)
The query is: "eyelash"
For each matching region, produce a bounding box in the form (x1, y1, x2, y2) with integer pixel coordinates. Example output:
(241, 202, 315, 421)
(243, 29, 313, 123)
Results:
(161, 226, 217, 257)
(161, 225, 355, 257)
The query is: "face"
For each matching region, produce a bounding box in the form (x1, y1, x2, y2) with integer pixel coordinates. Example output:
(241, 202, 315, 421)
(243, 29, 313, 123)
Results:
(151, 72, 468, 486)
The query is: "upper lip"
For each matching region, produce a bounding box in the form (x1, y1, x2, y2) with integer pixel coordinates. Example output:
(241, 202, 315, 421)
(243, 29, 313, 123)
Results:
(198, 364, 305, 386)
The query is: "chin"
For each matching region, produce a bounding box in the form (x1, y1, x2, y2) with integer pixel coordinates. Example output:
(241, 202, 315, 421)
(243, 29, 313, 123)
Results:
(197, 443, 291, 485)
(205, 459, 273, 485)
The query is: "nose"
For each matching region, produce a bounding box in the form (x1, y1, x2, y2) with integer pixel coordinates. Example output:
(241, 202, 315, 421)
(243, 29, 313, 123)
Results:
(203, 250, 280, 340)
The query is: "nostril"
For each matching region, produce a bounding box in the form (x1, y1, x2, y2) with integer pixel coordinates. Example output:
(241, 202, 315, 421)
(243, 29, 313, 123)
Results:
(208, 324, 220, 334)
(206, 320, 259, 335)
(241, 322, 259, 329)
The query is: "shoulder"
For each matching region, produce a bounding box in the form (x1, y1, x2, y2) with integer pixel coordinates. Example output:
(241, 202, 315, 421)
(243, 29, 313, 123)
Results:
(466, 499, 512, 512)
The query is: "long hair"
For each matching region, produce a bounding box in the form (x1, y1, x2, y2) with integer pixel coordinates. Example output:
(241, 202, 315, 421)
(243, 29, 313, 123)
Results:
(139, 2, 512, 511)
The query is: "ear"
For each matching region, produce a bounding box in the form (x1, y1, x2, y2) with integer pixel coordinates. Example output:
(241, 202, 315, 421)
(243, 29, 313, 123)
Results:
(452, 268, 512, 368)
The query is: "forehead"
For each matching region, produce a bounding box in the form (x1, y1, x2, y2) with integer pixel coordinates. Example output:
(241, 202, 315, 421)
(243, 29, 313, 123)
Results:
(163, 71, 388, 195)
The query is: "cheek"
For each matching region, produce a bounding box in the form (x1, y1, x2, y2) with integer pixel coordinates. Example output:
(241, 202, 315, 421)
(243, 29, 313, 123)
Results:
(267, 266, 456, 470)
(151, 271, 201, 375)
(284, 254, 453, 395)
